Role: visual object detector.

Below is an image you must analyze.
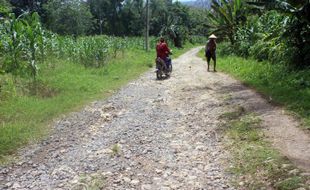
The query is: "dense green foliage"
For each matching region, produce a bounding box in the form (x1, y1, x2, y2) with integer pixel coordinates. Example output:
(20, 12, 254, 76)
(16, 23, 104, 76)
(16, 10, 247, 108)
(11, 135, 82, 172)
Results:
(248, 0, 310, 67)
(0, 0, 11, 15)
(3, 0, 308, 67)
(234, 11, 293, 64)
(207, 0, 310, 67)
(0, 12, 157, 81)
(1, 0, 208, 47)
(207, 0, 246, 44)
(0, 12, 44, 80)
(44, 0, 93, 36)
(0, 1, 208, 83)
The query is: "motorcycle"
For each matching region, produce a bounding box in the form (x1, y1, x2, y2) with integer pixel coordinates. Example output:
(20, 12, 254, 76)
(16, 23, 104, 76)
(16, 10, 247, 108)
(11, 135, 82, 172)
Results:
(155, 54, 172, 80)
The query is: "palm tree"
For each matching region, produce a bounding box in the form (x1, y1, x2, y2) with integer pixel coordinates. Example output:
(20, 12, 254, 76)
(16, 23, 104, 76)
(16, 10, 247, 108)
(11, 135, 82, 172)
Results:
(206, 0, 246, 44)
(157, 2, 189, 48)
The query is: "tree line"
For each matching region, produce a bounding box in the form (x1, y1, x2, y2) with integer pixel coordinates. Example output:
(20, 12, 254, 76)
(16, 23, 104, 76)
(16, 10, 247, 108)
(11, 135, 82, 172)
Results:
(207, 0, 310, 67)
(0, 0, 208, 47)
(0, 0, 209, 82)
(1, 0, 309, 67)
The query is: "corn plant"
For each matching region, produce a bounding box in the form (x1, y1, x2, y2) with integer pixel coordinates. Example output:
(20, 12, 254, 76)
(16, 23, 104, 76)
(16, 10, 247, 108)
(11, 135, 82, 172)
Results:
(0, 12, 45, 81)
(0, 12, 156, 82)
(23, 12, 44, 81)
(1, 13, 24, 76)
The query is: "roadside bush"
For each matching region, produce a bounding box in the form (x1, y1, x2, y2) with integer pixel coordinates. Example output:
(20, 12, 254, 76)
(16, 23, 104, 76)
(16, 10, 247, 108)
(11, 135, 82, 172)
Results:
(233, 16, 261, 57)
(232, 11, 296, 65)
(285, 16, 310, 68)
(217, 42, 235, 57)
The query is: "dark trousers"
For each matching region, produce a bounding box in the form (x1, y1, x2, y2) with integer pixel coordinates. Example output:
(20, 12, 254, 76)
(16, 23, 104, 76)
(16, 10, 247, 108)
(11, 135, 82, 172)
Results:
(165, 57, 171, 67)
(205, 50, 216, 71)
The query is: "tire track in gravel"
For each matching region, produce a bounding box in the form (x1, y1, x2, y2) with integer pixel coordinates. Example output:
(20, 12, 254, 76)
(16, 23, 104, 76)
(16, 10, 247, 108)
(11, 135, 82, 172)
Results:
(0, 47, 235, 190)
(1, 47, 309, 190)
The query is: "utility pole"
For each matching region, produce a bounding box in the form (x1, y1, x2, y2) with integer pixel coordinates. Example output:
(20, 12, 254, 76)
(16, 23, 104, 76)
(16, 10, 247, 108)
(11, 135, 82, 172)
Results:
(145, 0, 150, 51)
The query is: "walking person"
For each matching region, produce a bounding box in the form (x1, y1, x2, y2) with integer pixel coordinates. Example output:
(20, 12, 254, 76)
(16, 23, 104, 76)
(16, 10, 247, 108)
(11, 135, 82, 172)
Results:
(205, 34, 217, 72)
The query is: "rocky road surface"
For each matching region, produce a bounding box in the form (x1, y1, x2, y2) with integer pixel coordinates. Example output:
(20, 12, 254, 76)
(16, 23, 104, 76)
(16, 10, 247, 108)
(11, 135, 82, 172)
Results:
(1, 47, 309, 190)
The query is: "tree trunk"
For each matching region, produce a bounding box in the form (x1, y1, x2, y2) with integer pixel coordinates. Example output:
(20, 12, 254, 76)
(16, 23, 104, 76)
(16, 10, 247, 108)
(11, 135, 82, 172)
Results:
(145, 0, 150, 51)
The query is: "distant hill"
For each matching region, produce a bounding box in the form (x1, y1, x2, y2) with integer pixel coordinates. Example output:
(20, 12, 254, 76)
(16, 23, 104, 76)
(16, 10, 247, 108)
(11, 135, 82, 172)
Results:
(181, 0, 211, 9)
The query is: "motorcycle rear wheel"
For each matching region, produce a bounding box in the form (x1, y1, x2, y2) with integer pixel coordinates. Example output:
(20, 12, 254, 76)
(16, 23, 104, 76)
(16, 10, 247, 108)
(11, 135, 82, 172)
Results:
(168, 64, 172, 73)
(156, 70, 162, 80)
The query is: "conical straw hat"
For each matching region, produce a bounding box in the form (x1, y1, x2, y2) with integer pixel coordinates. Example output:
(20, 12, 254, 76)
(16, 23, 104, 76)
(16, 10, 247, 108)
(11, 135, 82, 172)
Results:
(209, 34, 217, 39)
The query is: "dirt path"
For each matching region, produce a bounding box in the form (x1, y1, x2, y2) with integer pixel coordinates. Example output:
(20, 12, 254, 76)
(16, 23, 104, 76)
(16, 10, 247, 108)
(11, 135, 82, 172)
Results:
(1, 47, 309, 190)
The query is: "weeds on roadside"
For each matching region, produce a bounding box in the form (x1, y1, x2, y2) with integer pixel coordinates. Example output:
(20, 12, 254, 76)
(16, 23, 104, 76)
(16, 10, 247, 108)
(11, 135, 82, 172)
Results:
(111, 144, 121, 157)
(71, 173, 105, 190)
(220, 109, 309, 190)
(219, 106, 245, 120)
(197, 48, 310, 129)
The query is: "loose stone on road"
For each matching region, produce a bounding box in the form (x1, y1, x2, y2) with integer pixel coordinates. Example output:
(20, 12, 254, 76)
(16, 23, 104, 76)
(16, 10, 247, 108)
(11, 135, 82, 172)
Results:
(0, 48, 235, 190)
(1, 47, 309, 190)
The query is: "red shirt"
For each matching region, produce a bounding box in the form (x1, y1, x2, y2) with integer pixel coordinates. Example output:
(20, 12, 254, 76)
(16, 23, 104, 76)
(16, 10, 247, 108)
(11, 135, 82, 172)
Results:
(156, 42, 170, 60)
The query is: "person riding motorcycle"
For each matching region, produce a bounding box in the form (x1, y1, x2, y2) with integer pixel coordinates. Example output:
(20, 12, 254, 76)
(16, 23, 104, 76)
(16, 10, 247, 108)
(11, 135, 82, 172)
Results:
(156, 37, 171, 69)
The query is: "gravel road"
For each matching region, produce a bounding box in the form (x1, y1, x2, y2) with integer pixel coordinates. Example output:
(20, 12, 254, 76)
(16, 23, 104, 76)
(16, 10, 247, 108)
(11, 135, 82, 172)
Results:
(1, 47, 309, 190)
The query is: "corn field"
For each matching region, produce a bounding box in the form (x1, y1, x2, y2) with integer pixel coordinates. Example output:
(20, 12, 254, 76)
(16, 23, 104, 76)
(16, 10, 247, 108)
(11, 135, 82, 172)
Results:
(0, 12, 158, 81)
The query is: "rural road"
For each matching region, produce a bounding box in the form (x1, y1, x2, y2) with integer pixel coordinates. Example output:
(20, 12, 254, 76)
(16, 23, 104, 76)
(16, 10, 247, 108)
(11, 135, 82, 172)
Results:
(0, 47, 309, 190)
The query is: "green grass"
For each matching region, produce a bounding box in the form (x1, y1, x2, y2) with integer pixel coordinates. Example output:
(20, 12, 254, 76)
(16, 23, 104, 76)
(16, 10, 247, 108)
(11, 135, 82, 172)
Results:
(71, 172, 105, 190)
(0, 44, 196, 162)
(220, 109, 309, 189)
(198, 45, 310, 189)
(198, 48, 310, 129)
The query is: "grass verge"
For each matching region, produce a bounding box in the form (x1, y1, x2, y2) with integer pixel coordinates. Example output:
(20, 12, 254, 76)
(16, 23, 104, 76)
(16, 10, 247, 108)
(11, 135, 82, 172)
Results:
(0, 44, 196, 163)
(198, 49, 310, 129)
(220, 108, 310, 190)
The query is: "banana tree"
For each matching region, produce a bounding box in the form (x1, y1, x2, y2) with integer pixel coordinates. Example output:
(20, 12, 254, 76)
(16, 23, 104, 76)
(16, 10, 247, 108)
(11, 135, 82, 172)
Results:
(247, 0, 310, 66)
(206, 0, 247, 44)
